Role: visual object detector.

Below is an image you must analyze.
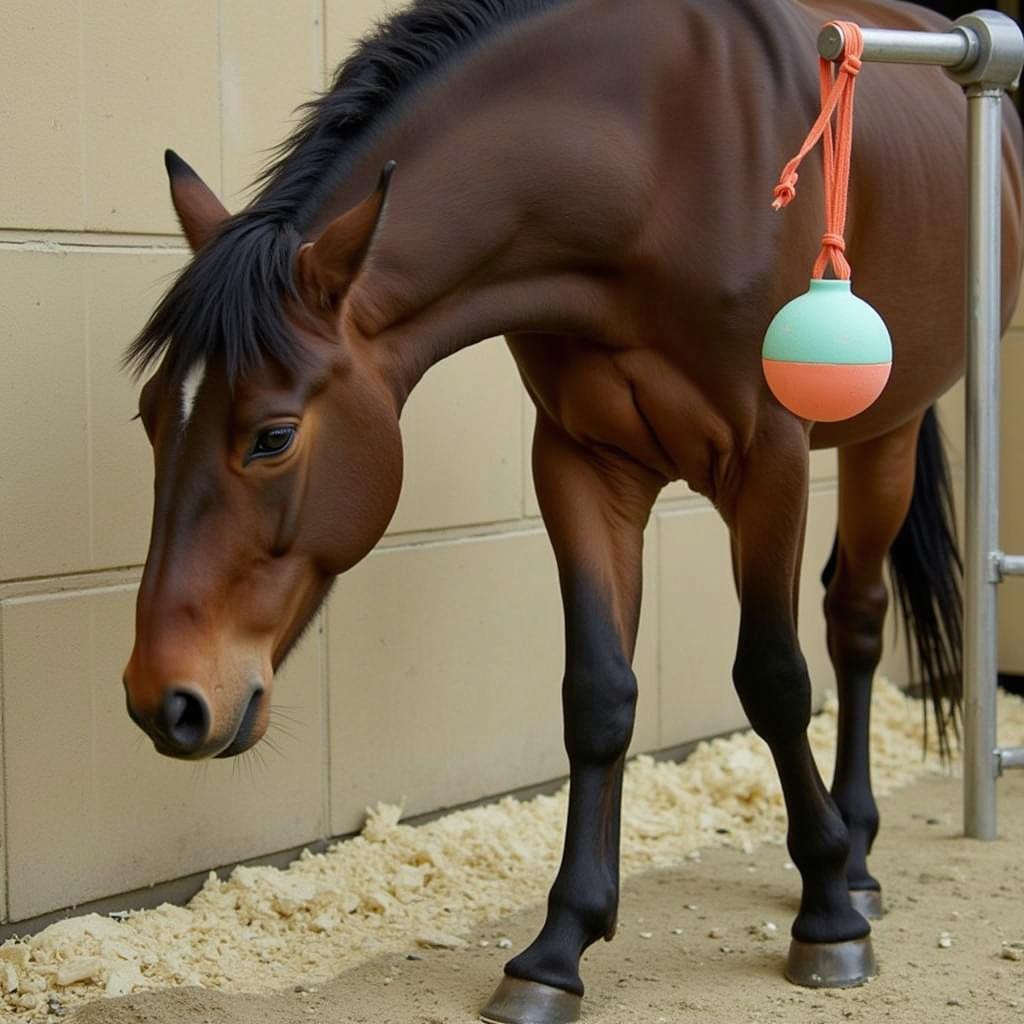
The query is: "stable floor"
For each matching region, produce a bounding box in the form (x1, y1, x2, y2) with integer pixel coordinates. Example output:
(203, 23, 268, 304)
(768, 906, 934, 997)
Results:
(75, 771, 1024, 1024)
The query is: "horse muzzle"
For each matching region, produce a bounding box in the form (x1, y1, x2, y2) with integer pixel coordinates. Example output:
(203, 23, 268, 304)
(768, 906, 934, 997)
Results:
(125, 678, 267, 760)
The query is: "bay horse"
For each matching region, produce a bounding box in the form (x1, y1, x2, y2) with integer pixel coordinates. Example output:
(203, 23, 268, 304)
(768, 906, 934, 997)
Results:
(122, 0, 1024, 1019)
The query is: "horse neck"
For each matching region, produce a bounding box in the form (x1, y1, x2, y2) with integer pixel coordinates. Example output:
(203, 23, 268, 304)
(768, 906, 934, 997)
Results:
(318, 0, 667, 408)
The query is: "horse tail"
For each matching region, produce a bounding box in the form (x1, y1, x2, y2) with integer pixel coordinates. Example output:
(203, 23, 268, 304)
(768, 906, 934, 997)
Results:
(819, 406, 962, 758)
(887, 406, 963, 759)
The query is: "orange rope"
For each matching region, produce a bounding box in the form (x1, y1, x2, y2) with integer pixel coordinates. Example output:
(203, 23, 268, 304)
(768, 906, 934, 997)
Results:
(772, 21, 864, 280)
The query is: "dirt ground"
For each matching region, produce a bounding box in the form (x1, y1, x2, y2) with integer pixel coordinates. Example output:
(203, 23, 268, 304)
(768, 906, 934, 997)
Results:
(72, 772, 1024, 1024)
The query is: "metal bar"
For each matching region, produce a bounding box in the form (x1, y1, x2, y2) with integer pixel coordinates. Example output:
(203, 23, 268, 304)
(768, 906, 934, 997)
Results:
(998, 747, 1024, 771)
(816, 11, 1024, 839)
(963, 84, 1005, 841)
(1001, 553, 1024, 576)
(819, 24, 977, 68)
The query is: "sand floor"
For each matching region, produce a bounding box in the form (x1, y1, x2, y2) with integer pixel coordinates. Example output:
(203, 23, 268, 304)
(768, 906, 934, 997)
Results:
(72, 770, 1024, 1024)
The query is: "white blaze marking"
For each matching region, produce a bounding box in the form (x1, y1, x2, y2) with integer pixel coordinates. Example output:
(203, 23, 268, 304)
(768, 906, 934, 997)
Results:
(180, 357, 207, 425)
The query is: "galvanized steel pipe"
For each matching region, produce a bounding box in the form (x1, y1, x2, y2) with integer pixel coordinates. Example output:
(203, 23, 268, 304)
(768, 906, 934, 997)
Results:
(816, 11, 1024, 839)
(963, 82, 1005, 839)
(818, 24, 978, 69)
(1001, 553, 1024, 576)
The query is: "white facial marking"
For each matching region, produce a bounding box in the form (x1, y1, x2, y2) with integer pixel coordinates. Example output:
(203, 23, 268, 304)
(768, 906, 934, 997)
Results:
(180, 357, 207, 425)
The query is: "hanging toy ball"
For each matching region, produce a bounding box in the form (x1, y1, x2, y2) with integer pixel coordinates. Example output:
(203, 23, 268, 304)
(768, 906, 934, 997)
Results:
(762, 279, 892, 422)
(767, 20, 892, 422)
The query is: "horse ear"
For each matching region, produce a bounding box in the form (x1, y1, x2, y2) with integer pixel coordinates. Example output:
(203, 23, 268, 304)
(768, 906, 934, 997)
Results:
(297, 161, 396, 310)
(164, 149, 229, 252)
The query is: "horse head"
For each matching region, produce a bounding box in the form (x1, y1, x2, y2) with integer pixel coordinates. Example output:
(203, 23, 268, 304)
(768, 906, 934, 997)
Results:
(122, 154, 403, 759)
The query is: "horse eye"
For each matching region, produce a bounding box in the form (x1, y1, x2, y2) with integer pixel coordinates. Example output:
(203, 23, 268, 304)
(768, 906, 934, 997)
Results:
(248, 426, 296, 461)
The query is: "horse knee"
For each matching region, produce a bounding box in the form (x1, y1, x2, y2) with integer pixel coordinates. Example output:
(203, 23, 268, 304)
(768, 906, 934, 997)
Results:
(825, 577, 888, 676)
(732, 639, 811, 744)
(563, 660, 637, 764)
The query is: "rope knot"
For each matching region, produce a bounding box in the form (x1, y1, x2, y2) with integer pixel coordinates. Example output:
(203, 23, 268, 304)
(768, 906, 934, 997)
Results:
(772, 173, 799, 210)
(771, 19, 864, 280)
(840, 53, 862, 77)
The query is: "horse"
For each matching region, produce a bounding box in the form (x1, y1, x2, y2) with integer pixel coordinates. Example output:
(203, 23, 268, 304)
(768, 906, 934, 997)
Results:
(120, 0, 1024, 1020)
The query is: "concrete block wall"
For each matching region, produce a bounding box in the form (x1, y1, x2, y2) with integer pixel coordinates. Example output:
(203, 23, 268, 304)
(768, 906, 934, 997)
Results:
(0, 0, 1007, 929)
(999, 302, 1024, 673)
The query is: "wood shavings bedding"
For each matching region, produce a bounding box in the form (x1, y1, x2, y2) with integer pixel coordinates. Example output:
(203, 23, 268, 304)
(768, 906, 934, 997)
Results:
(4, 678, 1022, 1019)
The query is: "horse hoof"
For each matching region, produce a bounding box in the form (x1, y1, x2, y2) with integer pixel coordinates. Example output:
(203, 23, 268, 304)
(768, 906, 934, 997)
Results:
(785, 936, 877, 989)
(480, 976, 582, 1024)
(848, 888, 884, 920)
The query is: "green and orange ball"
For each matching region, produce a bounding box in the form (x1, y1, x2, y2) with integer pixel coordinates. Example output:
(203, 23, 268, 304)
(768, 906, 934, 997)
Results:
(762, 279, 892, 422)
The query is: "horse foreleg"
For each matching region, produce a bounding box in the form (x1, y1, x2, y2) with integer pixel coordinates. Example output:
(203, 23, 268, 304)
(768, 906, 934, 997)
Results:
(481, 416, 659, 1024)
(729, 415, 875, 989)
(825, 416, 922, 920)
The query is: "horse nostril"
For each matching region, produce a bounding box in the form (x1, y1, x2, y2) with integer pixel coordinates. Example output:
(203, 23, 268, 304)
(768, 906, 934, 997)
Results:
(159, 688, 210, 753)
(125, 696, 144, 729)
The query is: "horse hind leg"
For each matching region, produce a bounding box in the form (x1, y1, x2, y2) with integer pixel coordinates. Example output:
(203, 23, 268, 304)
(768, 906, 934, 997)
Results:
(825, 415, 923, 921)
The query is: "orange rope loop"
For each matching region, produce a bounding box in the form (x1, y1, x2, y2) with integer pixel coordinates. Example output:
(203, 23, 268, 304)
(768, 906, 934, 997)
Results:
(771, 21, 865, 281)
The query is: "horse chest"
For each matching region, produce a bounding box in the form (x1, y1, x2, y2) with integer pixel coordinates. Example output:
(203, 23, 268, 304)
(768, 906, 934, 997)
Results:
(510, 337, 738, 501)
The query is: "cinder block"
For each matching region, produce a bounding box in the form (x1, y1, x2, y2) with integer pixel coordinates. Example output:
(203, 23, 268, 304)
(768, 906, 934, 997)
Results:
(0, 3, 83, 228)
(936, 378, 966, 466)
(325, 0, 396, 80)
(390, 343, 523, 534)
(0, 249, 193, 580)
(1000, 334, 1024, 673)
(800, 487, 839, 699)
(1, 588, 326, 921)
(0, 604, 7, 922)
(657, 488, 837, 750)
(0, 251, 91, 580)
(220, 0, 324, 204)
(84, 250, 188, 570)
(328, 528, 659, 836)
(810, 447, 838, 481)
(523, 395, 542, 519)
(657, 505, 744, 747)
(80, 1, 220, 233)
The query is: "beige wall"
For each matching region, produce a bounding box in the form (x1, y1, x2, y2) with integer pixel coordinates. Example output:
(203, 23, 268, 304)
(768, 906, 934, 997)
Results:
(1000, 302, 1024, 673)
(0, 0, 1014, 929)
(877, 292, 1024, 685)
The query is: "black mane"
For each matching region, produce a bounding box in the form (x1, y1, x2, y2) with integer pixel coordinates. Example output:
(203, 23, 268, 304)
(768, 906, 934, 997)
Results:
(126, 0, 566, 384)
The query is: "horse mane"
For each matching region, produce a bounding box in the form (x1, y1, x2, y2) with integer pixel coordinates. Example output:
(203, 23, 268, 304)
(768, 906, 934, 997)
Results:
(125, 0, 566, 384)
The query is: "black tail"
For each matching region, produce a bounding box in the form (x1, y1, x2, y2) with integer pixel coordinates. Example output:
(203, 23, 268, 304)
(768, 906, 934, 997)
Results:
(888, 406, 963, 759)
(820, 406, 963, 758)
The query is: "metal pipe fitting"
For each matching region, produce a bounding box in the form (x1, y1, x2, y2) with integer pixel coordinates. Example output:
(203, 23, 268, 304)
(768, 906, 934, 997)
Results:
(1000, 553, 1024, 577)
(950, 12, 1024, 88)
(818, 24, 976, 69)
(997, 747, 1024, 773)
(818, 12, 1024, 89)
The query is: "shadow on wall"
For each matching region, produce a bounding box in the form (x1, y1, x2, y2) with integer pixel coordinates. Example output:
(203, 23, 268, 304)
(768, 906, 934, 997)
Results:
(1002, 673, 1024, 697)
